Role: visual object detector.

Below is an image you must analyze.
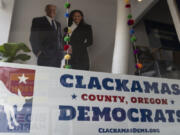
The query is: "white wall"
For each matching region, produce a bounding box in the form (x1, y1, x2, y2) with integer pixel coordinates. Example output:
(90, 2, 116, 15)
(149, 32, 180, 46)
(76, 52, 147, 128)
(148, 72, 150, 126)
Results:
(9, 0, 117, 72)
(0, 0, 14, 44)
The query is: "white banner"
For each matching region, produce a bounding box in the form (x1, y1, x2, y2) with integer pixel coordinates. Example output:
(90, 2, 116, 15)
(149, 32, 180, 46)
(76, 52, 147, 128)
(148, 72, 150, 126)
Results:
(0, 62, 180, 135)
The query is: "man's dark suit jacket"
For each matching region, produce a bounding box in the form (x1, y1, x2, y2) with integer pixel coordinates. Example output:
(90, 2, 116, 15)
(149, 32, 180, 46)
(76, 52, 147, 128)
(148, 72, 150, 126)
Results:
(30, 16, 64, 67)
(69, 23, 93, 70)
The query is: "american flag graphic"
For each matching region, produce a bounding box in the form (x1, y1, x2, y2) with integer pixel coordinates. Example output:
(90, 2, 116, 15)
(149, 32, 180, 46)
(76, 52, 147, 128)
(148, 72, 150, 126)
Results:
(0, 67, 35, 133)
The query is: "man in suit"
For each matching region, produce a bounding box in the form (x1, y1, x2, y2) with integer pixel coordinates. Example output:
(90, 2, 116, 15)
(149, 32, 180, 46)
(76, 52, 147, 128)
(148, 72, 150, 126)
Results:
(30, 4, 64, 67)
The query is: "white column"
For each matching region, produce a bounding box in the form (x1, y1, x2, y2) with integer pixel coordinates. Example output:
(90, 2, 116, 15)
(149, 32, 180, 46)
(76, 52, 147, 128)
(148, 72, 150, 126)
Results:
(167, 0, 180, 42)
(112, 0, 130, 74)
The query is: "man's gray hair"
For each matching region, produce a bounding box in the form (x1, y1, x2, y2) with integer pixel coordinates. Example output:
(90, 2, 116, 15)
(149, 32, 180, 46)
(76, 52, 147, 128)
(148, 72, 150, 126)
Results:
(45, 4, 56, 11)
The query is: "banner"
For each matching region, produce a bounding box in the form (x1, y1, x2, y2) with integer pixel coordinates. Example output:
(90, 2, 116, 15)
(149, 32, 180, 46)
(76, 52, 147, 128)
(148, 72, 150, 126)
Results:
(0, 62, 180, 135)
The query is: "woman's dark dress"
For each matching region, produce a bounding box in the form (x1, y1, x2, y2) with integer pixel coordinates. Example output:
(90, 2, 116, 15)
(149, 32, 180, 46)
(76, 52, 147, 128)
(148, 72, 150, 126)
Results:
(69, 24, 93, 70)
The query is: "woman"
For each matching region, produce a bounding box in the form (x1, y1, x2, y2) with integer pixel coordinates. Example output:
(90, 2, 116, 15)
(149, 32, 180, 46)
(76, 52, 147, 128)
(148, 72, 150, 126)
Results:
(68, 10, 93, 70)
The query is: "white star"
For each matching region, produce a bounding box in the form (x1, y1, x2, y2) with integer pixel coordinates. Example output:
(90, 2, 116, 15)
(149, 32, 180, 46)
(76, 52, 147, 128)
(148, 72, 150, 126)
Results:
(18, 74, 29, 84)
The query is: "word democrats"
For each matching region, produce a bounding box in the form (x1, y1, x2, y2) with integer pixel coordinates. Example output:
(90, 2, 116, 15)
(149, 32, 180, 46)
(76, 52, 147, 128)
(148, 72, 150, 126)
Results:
(58, 105, 180, 123)
(60, 74, 180, 95)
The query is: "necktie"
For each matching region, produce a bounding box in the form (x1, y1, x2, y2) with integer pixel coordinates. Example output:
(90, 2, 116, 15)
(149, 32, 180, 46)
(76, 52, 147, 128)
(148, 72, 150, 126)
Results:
(51, 20, 56, 31)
